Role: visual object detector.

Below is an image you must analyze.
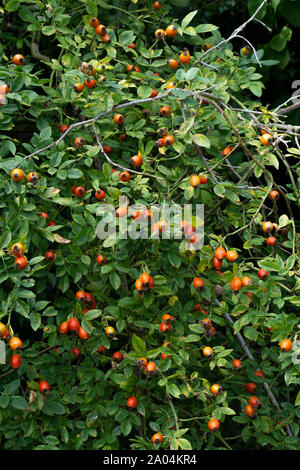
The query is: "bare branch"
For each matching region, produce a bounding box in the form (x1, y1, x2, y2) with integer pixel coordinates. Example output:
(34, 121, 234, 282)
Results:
(197, 0, 269, 65)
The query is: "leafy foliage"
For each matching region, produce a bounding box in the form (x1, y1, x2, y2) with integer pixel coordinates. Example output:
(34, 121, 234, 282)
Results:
(0, 0, 299, 451)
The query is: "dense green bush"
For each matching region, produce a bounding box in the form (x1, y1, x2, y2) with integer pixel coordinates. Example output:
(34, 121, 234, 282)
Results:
(0, 0, 299, 450)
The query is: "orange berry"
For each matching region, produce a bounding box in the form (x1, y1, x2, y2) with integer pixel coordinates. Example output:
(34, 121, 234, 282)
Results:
(126, 396, 138, 410)
(96, 254, 107, 266)
(13, 54, 25, 65)
(114, 114, 124, 125)
(45, 251, 55, 262)
(10, 243, 24, 257)
(152, 433, 163, 444)
(59, 124, 69, 133)
(74, 186, 86, 198)
(266, 236, 276, 246)
(280, 339, 292, 352)
(241, 46, 251, 56)
(166, 25, 178, 37)
(105, 326, 115, 338)
(11, 168, 24, 182)
(9, 337, 22, 350)
(26, 172, 39, 183)
(160, 322, 171, 333)
(68, 318, 79, 332)
(59, 321, 69, 334)
(89, 17, 99, 28)
(249, 396, 260, 407)
(260, 133, 273, 145)
(120, 171, 130, 182)
(232, 359, 242, 370)
(222, 146, 234, 157)
(166, 82, 176, 90)
(246, 382, 257, 393)
(95, 189, 105, 200)
(230, 276, 242, 292)
(10, 353, 21, 368)
(150, 89, 158, 98)
(95, 24, 107, 36)
(210, 384, 222, 396)
(155, 29, 165, 39)
(167, 59, 178, 69)
(214, 247, 227, 260)
(116, 206, 128, 218)
(74, 137, 85, 148)
(39, 380, 50, 393)
(163, 135, 174, 146)
(262, 221, 274, 233)
(179, 49, 190, 64)
(146, 361, 157, 374)
(73, 83, 84, 93)
(245, 404, 256, 417)
(159, 105, 171, 116)
(190, 175, 201, 187)
(135, 278, 143, 291)
(153, 2, 162, 10)
(84, 78, 97, 88)
(255, 370, 264, 378)
(162, 314, 174, 323)
(137, 357, 147, 367)
(193, 277, 205, 289)
(0, 83, 10, 95)
(208, 418, 220, 432)
(101, 33, 111, 43)
(130, 154, 143, 167)
(202, 346, 213, 357)
(269, 190, 280, 201)
(14, 256, 27, 270)
(112, 351, 123, 362)
(226, 250, 238, 262)
(258, 269, 268, 280)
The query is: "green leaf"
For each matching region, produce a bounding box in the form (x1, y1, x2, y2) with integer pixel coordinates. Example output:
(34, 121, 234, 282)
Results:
(0, 230, 11, 250)
(42, 401, 66, 415)
(192, 134, 211, 148)
(167, 383, 181, 398)
(220, 407, 236, 415)
(177, 438, 192, 450)
(185, 67, 199, 80)
(42, 26, 56, 36)
(183, 27, 197, 36)
(68, 168, 83, 179)
(181, 10, 198, 30)
(119, 30, 136, 46)
(195, 24, 218, 33)
(11, 396, 28, 410)
(0, 394, 10, 408)
(83, 309, 102, 320)
(168, 252, 181, 268)
(121, 419, 132, 436)
(213, 185, 225, 197)
(243, 326, 258, 341)
(109, 272, 121, 290)
(30, 312, 41, 331)
(4, 0, 20, 12)
(137, 86, 152, 98)
(132, 334, 146, 354)
(278, 214, 289, 228)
